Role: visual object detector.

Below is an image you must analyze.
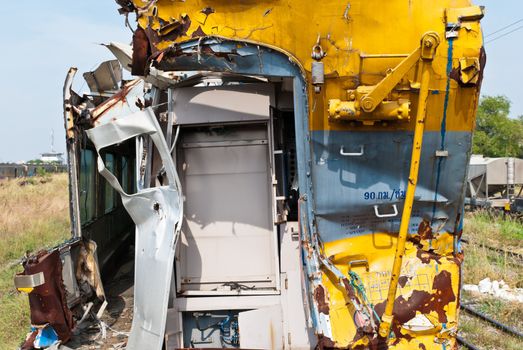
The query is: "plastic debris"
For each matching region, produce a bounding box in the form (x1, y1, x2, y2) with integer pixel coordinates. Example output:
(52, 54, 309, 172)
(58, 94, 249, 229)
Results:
(33, 324, 59, 348)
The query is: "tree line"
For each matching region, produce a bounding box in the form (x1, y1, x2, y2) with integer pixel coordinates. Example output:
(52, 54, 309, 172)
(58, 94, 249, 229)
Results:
(472, 95, 523, 158)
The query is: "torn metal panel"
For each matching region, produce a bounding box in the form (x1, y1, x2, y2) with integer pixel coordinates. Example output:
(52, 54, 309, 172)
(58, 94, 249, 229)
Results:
(75, 240, 105, 300)
(17, 250, 75, 345)
(91, 79, 144, 125)
(86, 107, 182, 350)
(83, 60, 122, 93)
(103, 42, 134, 72)
(63, 67, 82, 239)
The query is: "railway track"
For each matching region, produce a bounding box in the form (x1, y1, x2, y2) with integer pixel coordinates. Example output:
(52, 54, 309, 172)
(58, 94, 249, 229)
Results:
(458, 238, 523, 348)
(457, 303, 523, 349)
(460, 238, 523, 264)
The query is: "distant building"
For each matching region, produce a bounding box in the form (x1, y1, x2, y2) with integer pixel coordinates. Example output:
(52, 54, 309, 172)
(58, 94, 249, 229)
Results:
(40, 152, 64, 164)
(466, 154, 523, 208)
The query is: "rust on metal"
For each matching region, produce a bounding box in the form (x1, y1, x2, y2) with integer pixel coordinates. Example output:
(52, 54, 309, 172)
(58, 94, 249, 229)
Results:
(416, 248, 443, 264)
(373, 271, 456, 342)
(417, 219, 433, 240)
(398, 275, 412, 288)
(18, 250, 75, 346)
(314, 285, 331, 315)
(384, 273, 454, 318)
(132, 27, 151, 76)
(316, 335, 337, 350)
(191, 26, 207, 38)
(91, 79, 142, 121)
(201, 7, 215, 16)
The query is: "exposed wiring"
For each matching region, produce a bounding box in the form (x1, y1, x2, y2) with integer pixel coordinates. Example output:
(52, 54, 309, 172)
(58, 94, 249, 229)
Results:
(217, 282, 256, 291)
(348, 271, 381, 323)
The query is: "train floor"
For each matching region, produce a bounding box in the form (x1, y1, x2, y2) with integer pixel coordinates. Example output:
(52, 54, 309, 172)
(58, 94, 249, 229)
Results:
(64, 255, 135, 349)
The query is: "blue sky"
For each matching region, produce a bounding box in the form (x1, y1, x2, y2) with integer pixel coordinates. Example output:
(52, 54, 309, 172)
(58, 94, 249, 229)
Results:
(0, 1, 521, 162)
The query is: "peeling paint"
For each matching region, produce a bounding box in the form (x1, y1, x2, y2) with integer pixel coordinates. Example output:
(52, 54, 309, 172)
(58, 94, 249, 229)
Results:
(16, 1, 486, 349)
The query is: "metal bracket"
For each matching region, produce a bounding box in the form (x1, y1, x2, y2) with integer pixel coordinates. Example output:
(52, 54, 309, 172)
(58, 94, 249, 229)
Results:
(436, 150, 449, 157)
(373, 204, 399, 218)
(340, 145, 364, 157)
(14, 272, 45, 292)
(348, 259, 370, 272)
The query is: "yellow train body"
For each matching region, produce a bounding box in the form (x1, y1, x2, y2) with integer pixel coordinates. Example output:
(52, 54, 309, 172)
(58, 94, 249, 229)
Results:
(119, 0, 485, 348)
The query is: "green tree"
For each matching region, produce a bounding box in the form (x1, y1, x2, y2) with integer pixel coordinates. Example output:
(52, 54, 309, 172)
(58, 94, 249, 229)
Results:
(473, 95, 523, 157)
(26, 159, 44, 165)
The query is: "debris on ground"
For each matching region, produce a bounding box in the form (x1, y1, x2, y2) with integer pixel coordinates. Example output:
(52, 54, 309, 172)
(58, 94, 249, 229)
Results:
(463, 278, 523, 302)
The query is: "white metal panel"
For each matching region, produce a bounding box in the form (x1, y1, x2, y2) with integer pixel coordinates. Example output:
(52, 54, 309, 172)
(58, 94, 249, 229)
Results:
(239, 305, 284, 350)
(467, 164, 486, 181)
(516, 159, 523, 183)
(175, 295, 280, 312)
(469, 157, 523, 186)
(280, 223, 314, 349)
(164, 309, 183, 350)
(486, 158, 509, 185)
(86, 108, 183, 350)
(180, 128, 277, 291)
(173, 84, 274, 125)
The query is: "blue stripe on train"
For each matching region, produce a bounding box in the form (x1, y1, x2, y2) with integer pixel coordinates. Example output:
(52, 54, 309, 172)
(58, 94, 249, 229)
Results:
(309, 130, 472, 242)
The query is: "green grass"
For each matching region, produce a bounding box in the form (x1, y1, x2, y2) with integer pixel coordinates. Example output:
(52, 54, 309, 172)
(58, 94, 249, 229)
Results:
(500, 219, 523, 241)
(0, 174, 70, 349)
(465, 210, 523, 249)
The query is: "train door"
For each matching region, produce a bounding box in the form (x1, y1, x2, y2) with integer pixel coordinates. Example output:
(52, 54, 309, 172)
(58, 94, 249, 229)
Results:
(171, 83, 280, 295)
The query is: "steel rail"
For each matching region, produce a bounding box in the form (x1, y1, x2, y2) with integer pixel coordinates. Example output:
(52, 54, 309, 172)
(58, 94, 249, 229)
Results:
(460, 304, 523, 339)
(456, 335, 481, 350)
(461, 238, 523, 264)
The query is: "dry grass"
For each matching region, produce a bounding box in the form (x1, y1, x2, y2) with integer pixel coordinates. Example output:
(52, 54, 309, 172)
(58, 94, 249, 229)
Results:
(0, 174, 70, 349)
(460, 212, 523, 349)
(462, 243, 523, 288)
(462, 212, 523, 287)
(0, 181, 520, 348)
(459, 313, 522, 350)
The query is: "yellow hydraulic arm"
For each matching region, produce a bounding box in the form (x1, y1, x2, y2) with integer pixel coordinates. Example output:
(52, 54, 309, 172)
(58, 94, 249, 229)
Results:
(378, 32, 440, 338)
(328, 33, 440, 125)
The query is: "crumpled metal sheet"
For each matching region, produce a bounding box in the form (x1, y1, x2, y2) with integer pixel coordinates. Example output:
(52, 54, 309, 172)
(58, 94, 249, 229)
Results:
(86, 107, 182, 350)
(18, 250, 75, 346)
(75, 240, 105, 300)
(91, 79, 144, 126)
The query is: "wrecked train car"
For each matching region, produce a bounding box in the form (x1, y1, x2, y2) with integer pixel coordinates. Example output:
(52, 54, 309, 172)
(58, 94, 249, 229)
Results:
(15, 1, 485, 349)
